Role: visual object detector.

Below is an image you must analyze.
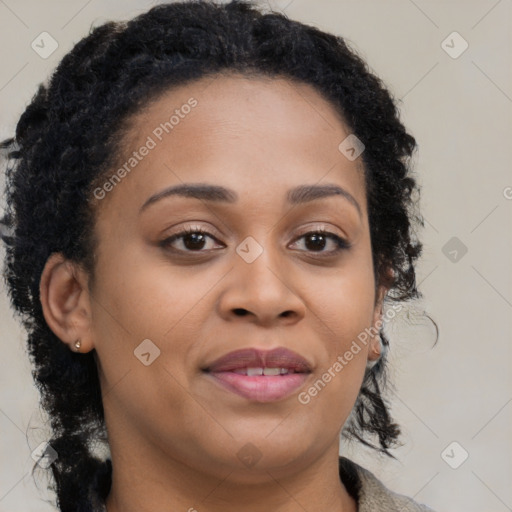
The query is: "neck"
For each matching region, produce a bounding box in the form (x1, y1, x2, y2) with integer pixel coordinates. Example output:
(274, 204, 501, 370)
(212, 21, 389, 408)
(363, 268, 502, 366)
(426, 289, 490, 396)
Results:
(104, 437, 357, 512)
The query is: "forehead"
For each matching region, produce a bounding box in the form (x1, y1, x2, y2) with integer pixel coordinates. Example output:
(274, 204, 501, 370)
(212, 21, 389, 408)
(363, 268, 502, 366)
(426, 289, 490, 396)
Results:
(95, 72, 367, 218)
(138, 71, 349, 131)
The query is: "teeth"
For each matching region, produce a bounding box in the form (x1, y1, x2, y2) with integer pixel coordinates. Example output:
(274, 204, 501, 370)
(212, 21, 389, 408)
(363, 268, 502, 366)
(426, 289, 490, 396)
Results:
(240, 367, 290, 376)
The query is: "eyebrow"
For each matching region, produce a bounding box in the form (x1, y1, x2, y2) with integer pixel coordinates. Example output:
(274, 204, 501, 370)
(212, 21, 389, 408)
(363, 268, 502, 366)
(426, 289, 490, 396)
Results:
(139, 182, 362, 218)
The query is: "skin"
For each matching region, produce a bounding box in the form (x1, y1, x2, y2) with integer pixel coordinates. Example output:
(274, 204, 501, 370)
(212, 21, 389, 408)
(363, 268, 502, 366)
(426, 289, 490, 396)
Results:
(40, 73, 388, 512)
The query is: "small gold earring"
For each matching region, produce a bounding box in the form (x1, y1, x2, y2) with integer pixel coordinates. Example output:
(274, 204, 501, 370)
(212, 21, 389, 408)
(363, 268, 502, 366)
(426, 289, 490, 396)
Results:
(74, 339, 81, 352)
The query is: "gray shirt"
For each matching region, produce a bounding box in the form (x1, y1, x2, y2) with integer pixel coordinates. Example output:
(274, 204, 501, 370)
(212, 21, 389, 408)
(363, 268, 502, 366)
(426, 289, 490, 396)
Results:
(339, 456, 437, 511)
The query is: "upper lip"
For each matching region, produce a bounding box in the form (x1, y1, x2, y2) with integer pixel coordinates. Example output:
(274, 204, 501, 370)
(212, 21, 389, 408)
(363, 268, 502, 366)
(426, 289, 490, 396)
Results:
(203, 347, 312, 373)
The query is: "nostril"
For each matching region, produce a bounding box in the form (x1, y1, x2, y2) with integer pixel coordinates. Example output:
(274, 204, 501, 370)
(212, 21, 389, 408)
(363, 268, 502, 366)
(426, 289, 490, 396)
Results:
(233, 308, 248, 316)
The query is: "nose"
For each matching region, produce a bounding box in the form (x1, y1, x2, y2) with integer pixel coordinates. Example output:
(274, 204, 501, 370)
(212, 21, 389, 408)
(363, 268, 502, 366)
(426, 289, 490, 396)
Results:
(217, 244, 306, 327)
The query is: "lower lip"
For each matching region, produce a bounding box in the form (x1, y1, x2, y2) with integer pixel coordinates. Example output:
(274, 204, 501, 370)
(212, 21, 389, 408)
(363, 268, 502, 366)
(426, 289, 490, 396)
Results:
(206, 372, 309, 402)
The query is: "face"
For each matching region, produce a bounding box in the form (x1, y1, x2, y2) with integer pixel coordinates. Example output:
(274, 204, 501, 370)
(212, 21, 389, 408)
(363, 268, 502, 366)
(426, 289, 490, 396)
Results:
(79, 73, 385, 480)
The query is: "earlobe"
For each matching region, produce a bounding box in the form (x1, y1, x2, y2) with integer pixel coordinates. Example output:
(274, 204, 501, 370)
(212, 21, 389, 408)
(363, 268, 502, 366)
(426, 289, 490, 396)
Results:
(367, 335, 382, 361)
(367, 284, 388, 362)
(39, 252, 93, 353)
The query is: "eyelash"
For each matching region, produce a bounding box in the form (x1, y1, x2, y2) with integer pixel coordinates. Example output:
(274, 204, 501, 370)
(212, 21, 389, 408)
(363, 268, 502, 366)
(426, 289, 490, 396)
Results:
(160, 225, 351, 256)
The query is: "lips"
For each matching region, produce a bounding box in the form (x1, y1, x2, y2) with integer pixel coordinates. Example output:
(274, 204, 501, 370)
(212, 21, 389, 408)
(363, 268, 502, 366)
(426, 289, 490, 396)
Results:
(203, 347, 312, 402)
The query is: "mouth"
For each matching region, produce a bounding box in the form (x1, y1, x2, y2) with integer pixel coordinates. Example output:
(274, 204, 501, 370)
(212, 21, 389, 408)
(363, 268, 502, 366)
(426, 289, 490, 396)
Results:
(202, 347, 312, 403)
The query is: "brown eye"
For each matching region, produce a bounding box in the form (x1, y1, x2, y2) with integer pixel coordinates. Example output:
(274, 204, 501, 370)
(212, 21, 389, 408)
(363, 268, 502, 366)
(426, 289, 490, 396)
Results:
(160, 227, 224, 253)
(290, 230, 350, 254)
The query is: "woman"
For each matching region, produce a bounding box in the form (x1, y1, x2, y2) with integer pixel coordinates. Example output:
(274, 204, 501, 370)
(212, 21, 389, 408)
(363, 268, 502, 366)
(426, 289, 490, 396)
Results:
(0, 1, 436, 510)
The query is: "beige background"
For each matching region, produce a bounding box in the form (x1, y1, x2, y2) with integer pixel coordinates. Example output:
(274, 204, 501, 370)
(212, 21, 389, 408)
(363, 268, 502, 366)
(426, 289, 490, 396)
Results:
(1, 1, 511, 511)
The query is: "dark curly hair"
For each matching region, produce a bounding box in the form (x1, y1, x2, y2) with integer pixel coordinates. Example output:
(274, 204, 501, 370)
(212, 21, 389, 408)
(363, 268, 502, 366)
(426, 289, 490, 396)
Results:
(1, 1, 425, 510)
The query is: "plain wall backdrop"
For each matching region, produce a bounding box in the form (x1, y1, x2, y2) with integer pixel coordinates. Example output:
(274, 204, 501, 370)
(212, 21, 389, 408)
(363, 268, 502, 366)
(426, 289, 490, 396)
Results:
(1, 1, 511, 511)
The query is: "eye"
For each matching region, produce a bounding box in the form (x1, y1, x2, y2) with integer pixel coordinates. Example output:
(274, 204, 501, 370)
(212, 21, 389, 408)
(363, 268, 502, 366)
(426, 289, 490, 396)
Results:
(160, 226, 224, 253)
(289, 229, 350, 255)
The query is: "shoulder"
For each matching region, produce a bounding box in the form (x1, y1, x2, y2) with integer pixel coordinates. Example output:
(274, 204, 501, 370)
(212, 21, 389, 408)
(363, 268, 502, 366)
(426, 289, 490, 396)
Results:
(339, 456, 437, 512)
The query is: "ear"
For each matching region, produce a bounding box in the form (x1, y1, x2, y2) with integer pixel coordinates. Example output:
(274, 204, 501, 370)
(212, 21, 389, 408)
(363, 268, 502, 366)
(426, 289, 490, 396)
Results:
(39, 252, 94, 353)
(367, 283, 388, 362)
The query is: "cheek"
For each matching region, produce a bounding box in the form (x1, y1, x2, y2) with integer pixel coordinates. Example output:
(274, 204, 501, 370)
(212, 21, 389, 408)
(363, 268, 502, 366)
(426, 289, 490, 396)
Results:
(90, 243, 233, 396)
(90, 248, 210, 440)
(299, 252, 376, 405)
(308, 256, 377, 345)
(92, 241, 208, 337)
(295, 271, 375, 426)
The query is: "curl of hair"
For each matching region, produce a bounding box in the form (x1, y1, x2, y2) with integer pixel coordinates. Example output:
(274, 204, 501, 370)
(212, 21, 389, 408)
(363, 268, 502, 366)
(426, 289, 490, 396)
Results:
(1, 1, 424, 509)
